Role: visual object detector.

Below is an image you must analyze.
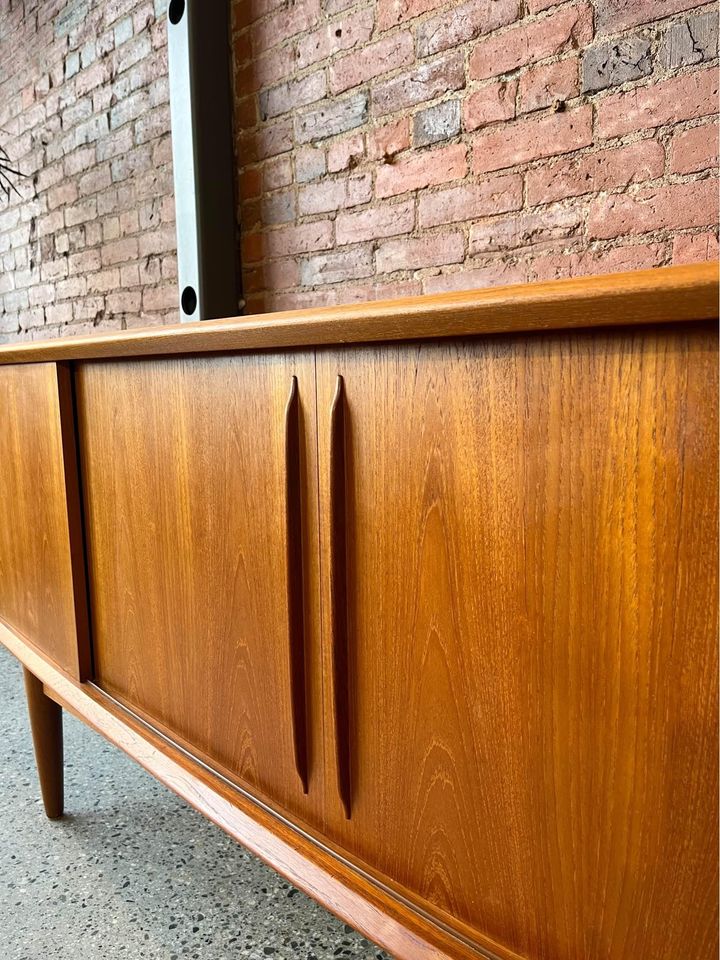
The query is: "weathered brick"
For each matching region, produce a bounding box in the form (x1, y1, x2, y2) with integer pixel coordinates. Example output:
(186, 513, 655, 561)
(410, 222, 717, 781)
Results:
(259, 73, 327, 120)
(367, 118, 411, 160)
(330, 31, 414, 94)
(300, 246, 374, 285)
(252, 0, 321, 53)
(373, 51, 465, 117)
(295, 93, 368, 143)
(414, 99, 461, 147)
(378, 0, 446, 30)
(261, 190, 296, 225)
(519, 58, 579, 113)
(469, 4, 593, 81)
(670, 121, 719, 174)
(473, 105, 592, 173)
(376, 231, 465, 272)
(529, 242, 667, 281)
(595, 0, 708, 35)
(102, 236, 139, 264)
(296, 8, 374, 70)
(598, 68, 718, 138)
(582, 34, 653, 93)
(416, 0, 520, 58)
(295, 144, 327, 182)
(424, 261, 528, 293)
(659, 9, 718, 69)
(470, 204, 583, 253)
(298, 172, 372, 214)
(673, 231, 720, 264)
(463, 79, 516, 132)
(376, 142, 467, 197)
(526, 140, 665, 204)
(328, 133, 364, 172)
(418, 173, 523, 227)
(588, 178, 719, 239)
(336, 199, 415, 245)
(244, 221, 334, 261)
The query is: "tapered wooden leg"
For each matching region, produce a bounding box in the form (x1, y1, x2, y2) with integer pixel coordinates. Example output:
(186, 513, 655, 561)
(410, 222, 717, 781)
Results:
(23, 668, 64, 819)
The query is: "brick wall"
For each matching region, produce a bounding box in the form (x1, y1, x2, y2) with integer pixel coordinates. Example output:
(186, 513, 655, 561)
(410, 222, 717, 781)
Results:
(0, 0, 176, 343)
(231, 0, 719, 311)
(0, 1, 717, 342)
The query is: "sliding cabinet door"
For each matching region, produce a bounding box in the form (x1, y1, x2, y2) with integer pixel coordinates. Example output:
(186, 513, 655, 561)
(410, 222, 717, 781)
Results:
(0, 363, 89, 678)
(76, 352, 324, 821)
(315, 326, 717, 960)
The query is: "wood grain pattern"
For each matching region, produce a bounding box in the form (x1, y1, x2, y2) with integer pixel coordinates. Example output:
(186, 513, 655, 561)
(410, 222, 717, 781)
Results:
(0, 263, 715, 365)
(75, 352, 325, 823)
(0, 619, 501, 960)
(23, 667, 64, 819)
(315, 323, 718, 960)
(0, 363, 90, 678)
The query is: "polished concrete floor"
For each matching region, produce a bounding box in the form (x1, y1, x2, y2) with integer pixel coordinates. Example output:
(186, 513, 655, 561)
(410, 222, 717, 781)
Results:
(0, 646, 389, 960)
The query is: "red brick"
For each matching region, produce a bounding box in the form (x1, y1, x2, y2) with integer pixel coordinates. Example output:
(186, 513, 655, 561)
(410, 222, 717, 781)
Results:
(424, 261, 528, 293)
(373, 51, 465, 117)
(526, 140, 665, 205)
(298, 172, 372, 214)
(588, 178, 720, 239)
(470, 204, 583, 254)
(252, 0, 321, 53)
(330, 31, 414, 95)
(243, 221, 334, 261)
(244, 258, 299, 294)
(518, 58, 579, 114)
(327, 133, 365, 173)
(595, 0, 708, 34)
(672, 231, 720, 264)
(260, 73, 327, 120)
(300, 245, 374, 285)
(239, 167, 262, 200)
(296, 8, 374, 70)
(469, 4, 593, 81)
(376, 231, 465, 272)
(463, 80, 516, 132)
(418, 173, 523, 227)
(377, 0, 446, 30)
(473, 105, 592, 173)
(376, 143, 467, 198)
(670, 121, 719, 175)
(416, 0, 520, 58)
(336, 199, 415, 245)
(367, 118, 411, 160)
(101, 236, 138, 265)
(528, 243, 668, 281)
(598, 69, 718, 139)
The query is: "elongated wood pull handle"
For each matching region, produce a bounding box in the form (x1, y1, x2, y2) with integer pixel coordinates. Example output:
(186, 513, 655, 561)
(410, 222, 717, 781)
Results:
(284, 376, 308, 793)
(329, 374, 351, 819)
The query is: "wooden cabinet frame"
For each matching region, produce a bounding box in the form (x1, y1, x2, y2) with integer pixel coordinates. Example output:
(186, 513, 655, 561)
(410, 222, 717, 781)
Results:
(0, 263, 717, 960)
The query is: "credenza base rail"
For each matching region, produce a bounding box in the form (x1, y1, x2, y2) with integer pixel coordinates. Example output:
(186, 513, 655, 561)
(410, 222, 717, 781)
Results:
(2, 620, 511, 960)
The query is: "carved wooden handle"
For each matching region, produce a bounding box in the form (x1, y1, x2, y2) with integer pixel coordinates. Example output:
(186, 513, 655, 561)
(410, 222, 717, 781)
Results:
(329, 374, 351, 819)
(284, 376, 308, 793)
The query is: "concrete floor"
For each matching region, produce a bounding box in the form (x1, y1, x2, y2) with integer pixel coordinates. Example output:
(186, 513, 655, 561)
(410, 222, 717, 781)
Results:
(0, 646, 389, 960)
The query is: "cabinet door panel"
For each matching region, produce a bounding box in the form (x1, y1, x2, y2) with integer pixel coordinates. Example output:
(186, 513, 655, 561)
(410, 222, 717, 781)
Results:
(316, 326, 717, 960)
(0, 363, 89, 678)
(76, 353, 323, 818)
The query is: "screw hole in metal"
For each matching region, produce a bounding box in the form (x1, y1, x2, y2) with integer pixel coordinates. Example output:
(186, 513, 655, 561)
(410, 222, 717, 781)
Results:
(168, 0, 185, 25)
(181, 285, 197, 315)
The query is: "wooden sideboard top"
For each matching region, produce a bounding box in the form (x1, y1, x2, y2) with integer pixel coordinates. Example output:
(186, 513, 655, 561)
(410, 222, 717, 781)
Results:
(0, 262, 717, 365)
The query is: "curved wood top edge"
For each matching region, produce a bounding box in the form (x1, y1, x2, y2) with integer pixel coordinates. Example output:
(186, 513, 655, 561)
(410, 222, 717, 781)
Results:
(0, 262, 717, 364)
(0, 620, 519, 960)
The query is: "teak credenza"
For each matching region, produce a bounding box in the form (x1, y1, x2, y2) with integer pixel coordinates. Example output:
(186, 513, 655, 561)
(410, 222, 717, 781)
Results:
(0, 263, 717, 960)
